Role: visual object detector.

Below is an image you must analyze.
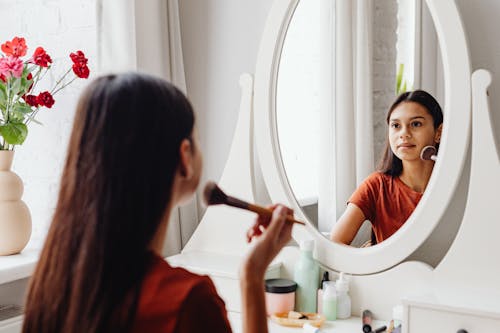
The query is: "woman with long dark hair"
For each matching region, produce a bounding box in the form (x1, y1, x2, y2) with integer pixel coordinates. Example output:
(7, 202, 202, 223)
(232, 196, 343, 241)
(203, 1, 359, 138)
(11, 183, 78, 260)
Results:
(330, 90, 443, 245)
(22, 72, 293, 333)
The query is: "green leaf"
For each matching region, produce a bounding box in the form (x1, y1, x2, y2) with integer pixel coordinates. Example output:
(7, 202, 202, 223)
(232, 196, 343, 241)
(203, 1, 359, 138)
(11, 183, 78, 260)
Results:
(0, 122, 28, 145)
(0, 84, 7, 106)
(395, 63, 404, 95)
(13, 103, 34, 114)
(10, 77, 22, 96)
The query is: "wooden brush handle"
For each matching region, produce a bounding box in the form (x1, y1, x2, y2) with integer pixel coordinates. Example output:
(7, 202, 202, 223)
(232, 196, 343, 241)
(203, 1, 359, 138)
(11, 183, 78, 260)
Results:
(246, 203, 306, 226)
(225, 195, 305, 225)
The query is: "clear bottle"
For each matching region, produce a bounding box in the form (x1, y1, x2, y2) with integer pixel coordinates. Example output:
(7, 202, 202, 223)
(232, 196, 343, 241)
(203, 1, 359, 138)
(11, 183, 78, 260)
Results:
(294, 239, 320, 312)
(317, 271, 329, 314)
(392, 305, 403, 328)
(336, 272, 351, 319)
(322, 281, 337, 321)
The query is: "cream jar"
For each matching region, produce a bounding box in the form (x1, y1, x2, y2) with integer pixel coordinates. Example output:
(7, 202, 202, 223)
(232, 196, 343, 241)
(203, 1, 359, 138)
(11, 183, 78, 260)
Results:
(265, 278, 297, 315)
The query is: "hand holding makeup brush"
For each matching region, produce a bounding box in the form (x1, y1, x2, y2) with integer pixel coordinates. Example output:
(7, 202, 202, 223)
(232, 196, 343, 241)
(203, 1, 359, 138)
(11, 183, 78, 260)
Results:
(203, 181, 305, 226)
(240, 204, 294, 333)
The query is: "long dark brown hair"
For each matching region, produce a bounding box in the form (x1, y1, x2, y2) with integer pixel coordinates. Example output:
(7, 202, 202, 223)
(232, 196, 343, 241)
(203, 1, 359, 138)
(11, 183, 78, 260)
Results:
(22, 72, 195, 333)
(377, 90, 443, 176)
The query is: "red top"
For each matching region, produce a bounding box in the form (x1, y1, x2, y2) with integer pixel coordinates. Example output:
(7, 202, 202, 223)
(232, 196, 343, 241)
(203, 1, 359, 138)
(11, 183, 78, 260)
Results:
(348, 172, 423, 243)
(131, 253, 232, 333)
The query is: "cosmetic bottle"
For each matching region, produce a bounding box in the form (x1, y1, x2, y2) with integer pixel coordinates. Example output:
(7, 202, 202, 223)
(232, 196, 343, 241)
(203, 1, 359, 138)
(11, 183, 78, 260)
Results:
(294, 239, 320, 312)
(322, 281, 337, 321)
(317, 271, 329, 314)
(392, 305, 403, 328)
(336, 272, 351, 319)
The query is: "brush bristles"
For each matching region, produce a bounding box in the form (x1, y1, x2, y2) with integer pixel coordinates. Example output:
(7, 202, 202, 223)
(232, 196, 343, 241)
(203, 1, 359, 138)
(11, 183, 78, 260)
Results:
(203, 181, 228, 206)
(420, 145, 437, 161)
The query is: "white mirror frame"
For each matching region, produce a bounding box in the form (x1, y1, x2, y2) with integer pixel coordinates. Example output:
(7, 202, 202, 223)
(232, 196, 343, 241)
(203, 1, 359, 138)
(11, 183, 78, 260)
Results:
(254, 0, 471, 274)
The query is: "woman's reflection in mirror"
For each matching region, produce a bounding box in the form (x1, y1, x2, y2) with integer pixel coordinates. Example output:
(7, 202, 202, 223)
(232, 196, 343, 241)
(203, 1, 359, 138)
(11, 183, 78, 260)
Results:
(330, 90, 443, 246)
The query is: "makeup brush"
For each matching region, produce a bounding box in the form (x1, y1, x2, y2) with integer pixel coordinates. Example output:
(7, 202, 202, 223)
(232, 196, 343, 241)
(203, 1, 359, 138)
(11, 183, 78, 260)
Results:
(420, 145, 437, 161)
(203, 181, 305, 225)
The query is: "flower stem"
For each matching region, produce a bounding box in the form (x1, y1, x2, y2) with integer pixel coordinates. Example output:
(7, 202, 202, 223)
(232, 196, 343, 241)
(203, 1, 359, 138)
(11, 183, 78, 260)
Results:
(51, 76, 77, 95)
(50, 67, 72, 95)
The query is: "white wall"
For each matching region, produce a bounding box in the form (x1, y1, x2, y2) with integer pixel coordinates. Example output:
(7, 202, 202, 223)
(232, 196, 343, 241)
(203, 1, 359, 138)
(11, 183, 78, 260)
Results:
(178, 0, 273, 215)
(179, 0, 500, 265)
(0, 0, 97, 246)
(457, 0, 500, 151)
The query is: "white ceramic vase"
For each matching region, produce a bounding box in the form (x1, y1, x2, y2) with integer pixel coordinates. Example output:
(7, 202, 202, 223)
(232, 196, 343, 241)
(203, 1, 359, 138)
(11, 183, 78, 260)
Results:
(0, 150, 32, 255)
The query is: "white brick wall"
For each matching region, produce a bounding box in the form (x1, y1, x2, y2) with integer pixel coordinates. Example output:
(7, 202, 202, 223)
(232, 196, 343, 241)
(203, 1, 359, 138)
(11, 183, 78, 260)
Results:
(373, 0, 398, 162)
(0, 0, 97, 245)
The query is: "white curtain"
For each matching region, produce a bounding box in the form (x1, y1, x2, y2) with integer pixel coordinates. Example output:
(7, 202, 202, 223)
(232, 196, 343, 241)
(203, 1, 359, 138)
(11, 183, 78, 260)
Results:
(96, 0, 198, 256)
(318, 0, 374, 237)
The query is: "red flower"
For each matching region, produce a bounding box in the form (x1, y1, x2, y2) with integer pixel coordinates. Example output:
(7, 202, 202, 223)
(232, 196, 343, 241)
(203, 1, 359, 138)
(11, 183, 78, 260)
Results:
(72, 63, 90, 79)
(1, 37, 28, 57)
(26, 73, 34, 92)
(24, 94, 39, 107)
(69, 50, 88, 65)
(36, 91, 55, 108)
(0, 74, 5, 82)
(31, 47, 52, 67)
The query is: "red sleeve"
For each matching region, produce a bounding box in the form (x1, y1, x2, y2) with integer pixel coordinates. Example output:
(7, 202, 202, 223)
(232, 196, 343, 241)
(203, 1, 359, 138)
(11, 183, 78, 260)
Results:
(348, 172, 381, 223)
(175, 276, 232, 333)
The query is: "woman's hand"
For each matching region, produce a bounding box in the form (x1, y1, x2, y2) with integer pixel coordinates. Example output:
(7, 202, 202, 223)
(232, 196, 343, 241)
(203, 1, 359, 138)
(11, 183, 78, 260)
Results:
(240, 204, 294, 333)
(242, 204, 294, 278)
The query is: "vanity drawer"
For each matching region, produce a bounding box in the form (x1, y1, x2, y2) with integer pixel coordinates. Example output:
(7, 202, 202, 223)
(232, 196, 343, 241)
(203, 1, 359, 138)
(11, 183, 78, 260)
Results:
(405, 303, 500, 332)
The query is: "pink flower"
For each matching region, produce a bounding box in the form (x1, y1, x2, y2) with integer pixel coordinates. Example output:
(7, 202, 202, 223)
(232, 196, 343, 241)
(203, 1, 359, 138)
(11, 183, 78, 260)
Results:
(0, 56, 24, 78)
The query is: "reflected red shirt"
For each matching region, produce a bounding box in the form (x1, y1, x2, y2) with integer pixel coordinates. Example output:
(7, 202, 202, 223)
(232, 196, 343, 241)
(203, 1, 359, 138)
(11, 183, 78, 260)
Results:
(131, 253, 232, 333)
(349, 172, 423, 243)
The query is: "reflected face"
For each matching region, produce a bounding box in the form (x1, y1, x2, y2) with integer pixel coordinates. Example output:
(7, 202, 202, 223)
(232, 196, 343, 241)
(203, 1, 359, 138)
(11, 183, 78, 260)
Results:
(388, 102, 441, 162)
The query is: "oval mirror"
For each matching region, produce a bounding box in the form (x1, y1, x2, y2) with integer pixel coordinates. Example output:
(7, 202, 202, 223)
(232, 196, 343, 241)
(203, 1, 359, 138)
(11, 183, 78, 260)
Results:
(254, 0, 471, 274)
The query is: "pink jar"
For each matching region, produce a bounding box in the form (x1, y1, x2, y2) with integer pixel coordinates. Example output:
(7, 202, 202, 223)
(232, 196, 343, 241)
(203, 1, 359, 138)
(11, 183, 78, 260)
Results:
(264, 279, 297, 316)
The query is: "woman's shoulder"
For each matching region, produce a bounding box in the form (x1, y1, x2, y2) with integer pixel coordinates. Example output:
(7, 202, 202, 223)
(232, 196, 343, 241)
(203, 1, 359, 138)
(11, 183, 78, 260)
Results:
(137, 253, 220, 316)
(132, 253, 228, 332)
(146, 253, 215, 294)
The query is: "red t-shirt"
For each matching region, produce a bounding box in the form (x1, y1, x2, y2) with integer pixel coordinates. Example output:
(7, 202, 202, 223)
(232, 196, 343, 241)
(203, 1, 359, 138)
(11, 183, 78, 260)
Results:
(131, 253, 232, 333)
(348, 172, 423, 243)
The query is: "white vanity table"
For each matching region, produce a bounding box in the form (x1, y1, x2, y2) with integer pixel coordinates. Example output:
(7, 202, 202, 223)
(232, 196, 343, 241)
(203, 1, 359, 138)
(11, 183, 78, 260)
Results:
(169, 0, 500, 332)
(0, 0, 498, 332)
(228, 312, 387, 333)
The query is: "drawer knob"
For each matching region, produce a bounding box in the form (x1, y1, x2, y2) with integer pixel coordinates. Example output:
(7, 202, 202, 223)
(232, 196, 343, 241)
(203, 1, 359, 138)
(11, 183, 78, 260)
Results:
(457, 330, 468, 333)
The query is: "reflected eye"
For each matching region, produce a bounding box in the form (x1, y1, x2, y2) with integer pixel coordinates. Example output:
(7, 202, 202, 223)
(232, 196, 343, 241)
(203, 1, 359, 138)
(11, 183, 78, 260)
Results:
(411, 121, 423, 128)
(390, 122, 400, 129)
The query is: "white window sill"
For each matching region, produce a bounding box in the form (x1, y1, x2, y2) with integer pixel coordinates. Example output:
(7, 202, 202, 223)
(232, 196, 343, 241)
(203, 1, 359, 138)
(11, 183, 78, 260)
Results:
(0, 241, 42, 285)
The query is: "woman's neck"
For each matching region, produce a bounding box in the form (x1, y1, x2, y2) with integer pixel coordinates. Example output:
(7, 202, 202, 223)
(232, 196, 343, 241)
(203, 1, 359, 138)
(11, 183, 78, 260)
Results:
(399, 161, 435, 193)
(149, 206, 172, 255)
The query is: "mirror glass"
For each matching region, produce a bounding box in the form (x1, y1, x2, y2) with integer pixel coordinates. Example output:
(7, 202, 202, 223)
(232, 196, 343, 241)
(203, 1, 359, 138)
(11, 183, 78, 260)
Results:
(276, 0, 444, 246)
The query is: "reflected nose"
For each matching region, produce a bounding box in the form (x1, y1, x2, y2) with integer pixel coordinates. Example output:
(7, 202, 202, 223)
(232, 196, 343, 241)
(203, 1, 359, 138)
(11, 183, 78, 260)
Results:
(400, 125, 411, 138)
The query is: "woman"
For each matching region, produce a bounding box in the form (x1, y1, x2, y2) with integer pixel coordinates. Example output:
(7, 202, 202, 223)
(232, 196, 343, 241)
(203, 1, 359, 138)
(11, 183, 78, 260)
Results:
(22, 72, 293, 333)
(330, 90, 443, 245)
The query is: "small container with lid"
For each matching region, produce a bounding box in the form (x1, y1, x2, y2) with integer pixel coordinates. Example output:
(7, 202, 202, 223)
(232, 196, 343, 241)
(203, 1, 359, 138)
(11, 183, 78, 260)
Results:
(265, 278, 298, 316)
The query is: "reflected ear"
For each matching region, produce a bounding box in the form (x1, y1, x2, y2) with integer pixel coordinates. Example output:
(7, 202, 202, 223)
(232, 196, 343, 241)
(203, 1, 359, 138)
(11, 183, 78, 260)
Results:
(435, 124, 443, 143)
(178, 139, 194, 179)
